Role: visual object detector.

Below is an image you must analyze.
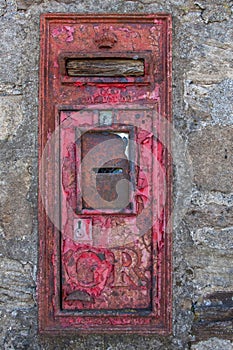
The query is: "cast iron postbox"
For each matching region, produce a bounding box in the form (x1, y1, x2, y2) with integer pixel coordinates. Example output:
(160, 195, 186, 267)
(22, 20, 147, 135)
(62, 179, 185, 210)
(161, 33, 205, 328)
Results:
(39, 14, 172, 334)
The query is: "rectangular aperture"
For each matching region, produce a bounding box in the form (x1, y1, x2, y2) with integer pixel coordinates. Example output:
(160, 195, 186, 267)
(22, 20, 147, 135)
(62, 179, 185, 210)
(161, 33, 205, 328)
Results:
(81, 130, 133, 212)
(66, 58, 144, 77)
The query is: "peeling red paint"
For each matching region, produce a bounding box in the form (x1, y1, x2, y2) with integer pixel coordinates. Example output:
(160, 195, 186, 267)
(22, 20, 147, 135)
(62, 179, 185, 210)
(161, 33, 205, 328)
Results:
(39, 14, 172, 335)
(74, 81, 85, 87)
(51, 25, 74, 42)
(63, 240, 114, 300)
(53, 59, 59, 68)
(52, 27, 62, 38)
(64, 25, 74, 42)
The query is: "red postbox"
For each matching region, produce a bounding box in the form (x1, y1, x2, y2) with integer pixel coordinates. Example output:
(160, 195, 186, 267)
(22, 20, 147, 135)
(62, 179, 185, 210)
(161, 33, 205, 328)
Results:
(38, 14, 172, 334)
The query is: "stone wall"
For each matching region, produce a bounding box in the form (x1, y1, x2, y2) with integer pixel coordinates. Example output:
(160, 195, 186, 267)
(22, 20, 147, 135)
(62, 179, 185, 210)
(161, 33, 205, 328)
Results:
(0, 0, 232, 349)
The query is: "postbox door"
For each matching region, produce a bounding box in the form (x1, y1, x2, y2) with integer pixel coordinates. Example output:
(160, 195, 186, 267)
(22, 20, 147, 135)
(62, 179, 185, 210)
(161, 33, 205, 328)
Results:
(60, 106, 156, 311)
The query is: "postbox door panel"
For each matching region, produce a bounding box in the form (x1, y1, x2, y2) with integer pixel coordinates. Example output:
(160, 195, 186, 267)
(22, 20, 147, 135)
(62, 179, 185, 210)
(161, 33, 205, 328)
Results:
(60, 106, 155, 311)
(39, 14, 172, 334)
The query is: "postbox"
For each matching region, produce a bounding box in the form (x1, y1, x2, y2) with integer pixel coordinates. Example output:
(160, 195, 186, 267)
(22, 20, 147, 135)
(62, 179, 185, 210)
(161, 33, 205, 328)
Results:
(38, 14, 172, 334)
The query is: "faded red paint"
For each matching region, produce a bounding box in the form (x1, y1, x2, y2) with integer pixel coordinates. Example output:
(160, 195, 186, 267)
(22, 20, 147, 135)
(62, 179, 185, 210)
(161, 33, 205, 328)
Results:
(38, 14, 172, 334)
(52, 25, 74, 42)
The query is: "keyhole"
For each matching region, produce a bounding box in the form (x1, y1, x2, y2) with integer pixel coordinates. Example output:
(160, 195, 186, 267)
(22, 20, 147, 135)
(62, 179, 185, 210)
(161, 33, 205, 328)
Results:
(75, 220, 83, 238)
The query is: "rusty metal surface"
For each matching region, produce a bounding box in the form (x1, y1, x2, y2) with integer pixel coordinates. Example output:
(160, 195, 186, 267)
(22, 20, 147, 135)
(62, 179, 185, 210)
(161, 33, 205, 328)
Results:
(38, 14, 172, 334)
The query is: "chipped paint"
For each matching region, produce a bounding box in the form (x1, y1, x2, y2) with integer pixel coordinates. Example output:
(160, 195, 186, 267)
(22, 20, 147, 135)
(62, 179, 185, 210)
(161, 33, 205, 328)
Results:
(64, 26, 74, 42)
(52, 25, 74, 42)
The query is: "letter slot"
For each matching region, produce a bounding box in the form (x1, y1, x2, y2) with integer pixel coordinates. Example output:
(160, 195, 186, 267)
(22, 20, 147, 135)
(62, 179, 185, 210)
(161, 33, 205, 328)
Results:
(66, 58, 145, 77)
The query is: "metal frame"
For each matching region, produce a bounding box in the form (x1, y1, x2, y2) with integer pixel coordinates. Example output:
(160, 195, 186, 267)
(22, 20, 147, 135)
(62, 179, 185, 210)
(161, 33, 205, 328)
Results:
(38, 13, 172, 334)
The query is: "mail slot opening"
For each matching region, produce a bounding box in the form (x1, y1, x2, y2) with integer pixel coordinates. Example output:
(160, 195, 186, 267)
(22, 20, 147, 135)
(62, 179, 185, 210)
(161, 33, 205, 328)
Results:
(81, 130, 134, 211)
(66, 58, 145, 77)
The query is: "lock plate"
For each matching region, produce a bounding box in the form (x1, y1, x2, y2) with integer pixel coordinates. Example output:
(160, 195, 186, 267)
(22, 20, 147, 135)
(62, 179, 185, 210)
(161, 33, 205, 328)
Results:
(73, 218, 92, 243)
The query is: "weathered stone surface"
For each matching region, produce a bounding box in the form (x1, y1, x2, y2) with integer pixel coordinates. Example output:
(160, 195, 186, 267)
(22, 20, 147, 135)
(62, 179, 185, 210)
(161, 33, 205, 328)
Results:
(191, 338, 233, 350)
(172, 130, 193, 228)
(186, 204, 233, 228)
(185, 248, 233, 291)
(104, 335, 165, 350)
(0, 0, 6, 16)
(0, 82, 23, 96)
(186, 48, 233, 85)
(0, 18, 39, 86)
(190, 227, 233, 250)
(195, 1, 232, 24)
(0, 257, 35, 309)
(0, 96, 23, 141)
(184, 80, 233, 128)
(174, 6, 233, 136)
(16, 0, 43, 10)
(40, 336, 105, 350)
(0, 159, 33, 240)
(188, 126, 233, 193)
(191, 189, 233, 207)
(0, 308, 38, 349)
